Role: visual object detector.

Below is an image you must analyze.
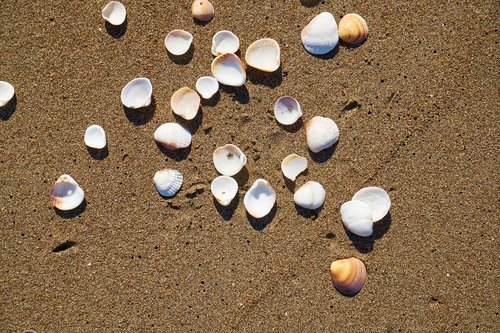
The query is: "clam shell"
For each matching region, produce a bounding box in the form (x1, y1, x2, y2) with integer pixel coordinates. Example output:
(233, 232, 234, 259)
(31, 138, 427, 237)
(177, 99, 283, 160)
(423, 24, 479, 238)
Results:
(338, 13, 368, 45)
(281, 154, 307, 181)
(153, 169, 183, 197)
(294, 181, 325, 210)
(211, 30, 239, 56)
(191, 0, 215, 22)
(211, 175, 238, 206)
(305, 116, 339, 153)
(301, 12, 339, 55)
(0, 81, 15, 107)
(211, 53, 246, 87)
(120, 78, 152, 109)
(340, 200, 373, 237)
(154, 123, 192, 150)
(245, 38, 281, 72)
(352, 187, 391, 222)
(164, 30, 193, 56)
(244, 179, 276, 218)
(195, 76, 219, 99)
(171, 87, 200, 120)
(102, 1, 126, 26)
(50, 174, 85, 211)
(274, 96, 302, 125)
(84, 125, 106, 149)
(330, 257, 367, 296)
(213, 144, 247, 176)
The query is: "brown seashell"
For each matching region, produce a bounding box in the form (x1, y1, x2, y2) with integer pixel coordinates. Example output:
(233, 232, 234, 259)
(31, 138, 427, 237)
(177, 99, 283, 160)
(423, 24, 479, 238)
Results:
(338, 13, 368, 45)
(191, 0, 215, 22)
(330, 257, 367, 295)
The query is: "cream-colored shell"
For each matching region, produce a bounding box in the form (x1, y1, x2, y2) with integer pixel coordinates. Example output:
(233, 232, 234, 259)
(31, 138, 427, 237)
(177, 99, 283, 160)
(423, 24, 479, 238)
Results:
(213, 144, 247, 176)
(281, 154, 307, 181)
(170, 87, 200, 120)
(211, 175, 238, 206)
(294, 181, 325, 210)
(154, 123, 192, 150)
(0, 81, 15, 107)
(301, 12, 339, 55)
(211, 53, 246, 87)
(211, 30, 240, 56)
(102, 1, 126, 26)
(191, 0, 215, 22)
(306, 116, 339, 153)
(245, 38, 281, 72)
(244, 179, 276, 218)
(340, 200, 373, 237)
(50, 174, 85, 211)
(338, 13, 368, 45)
(164, 30, 193, 56)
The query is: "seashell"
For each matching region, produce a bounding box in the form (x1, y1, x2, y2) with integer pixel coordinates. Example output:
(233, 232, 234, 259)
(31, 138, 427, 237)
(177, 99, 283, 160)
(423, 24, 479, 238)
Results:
(120, 78, 152, 109)
(281, 154, 307, 181)
(195, 76, 219, 99)
(191, 0, 215, 22)
(211, 53, 246, 87)
(50, 174, 85, 211)
(244, 179, 276, 218)
(245, 38, 281, 72)
(164, 30, 193, 56)
(153, 169, 183, 197)
(330, 257, 367, 296)
(305, 116, 339, 153)
(352, 187, 391, 222)
(0, 81, 15, 107)
(301, 12, 339, 55)
(211, 175, 238, 206)
(213, 144, 247, 176)
(84, 125, 106, 149)
(170, 87, 200, 120)
(211, 30, 239, 56)
(340, 200, 373, 237)
(294, 181, 325, 210)
(338, 13, 368, 45)
(102, 1, 126, 26)
(154, 123, 192, 150)
(274, 96, 302, 125)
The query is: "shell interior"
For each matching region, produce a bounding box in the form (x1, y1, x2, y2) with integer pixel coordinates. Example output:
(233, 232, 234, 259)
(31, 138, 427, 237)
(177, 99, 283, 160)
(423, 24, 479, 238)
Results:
(340, 200, 373, 237)
(50, 174, 85, 211)
(352, 187, 391, 222)
(164, 30, 193, 56)
(245, 38, 281, 72)
(153, 169, 183, 197)
(213, 144, 247, 176)
(211, 30, 239, 56)
(330, 257, 367, 296)
(195, 76, 219, 99)
(211, 53, 246, 87)
(211, 175, 238, 206)
(120, 78, 152, 109)
(171, 87, 200, 120)
(154, 123, 192, 150)
(293, 181, 325, 210)
(281, 154, 307, 181)
(243, 179, 276, 218)
(0, 81, 15, 107)
(306, 116, 339, 153)
(101, 1, 126, 26)
(301, 12, 339, 55)
(274, 96, 302, 125)
(84, 125, 106, 149)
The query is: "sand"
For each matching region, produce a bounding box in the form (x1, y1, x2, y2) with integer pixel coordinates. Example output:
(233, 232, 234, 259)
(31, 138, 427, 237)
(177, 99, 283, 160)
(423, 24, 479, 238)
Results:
(0, 0, 498, 332)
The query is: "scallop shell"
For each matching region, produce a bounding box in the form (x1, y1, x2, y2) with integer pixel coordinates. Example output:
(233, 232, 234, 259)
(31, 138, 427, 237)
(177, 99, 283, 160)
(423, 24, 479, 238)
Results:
(0, 81, 15, 107)
(195, 76, 219, 99)
(294, 181, 325, 210)
(281, 154, 307, 181)
(340, 200, 373, 237)
(164, 30, 193, 56)
(50, 174, 85, 211)
(245, 38, 281, 72)
(154, 123, 192, 150)
(120, 78, 153, 109)
(213, 144, 247, 176)
(102, 1, 126, 26)
(244, 179, 276, 218)
(211, 175, 238, 206)
(330, 257, 367, 296)
(153, 169, 183, 197)
(338, 13, 368, 45)
(211, 30, 240, 56)
(352, 187, 391, 222)
(211, 53, 246, 87)
(84, 125, 106, 149)
(191, 0, 215, 22)
(170, 87, 200, 120)
(274, 96, 302, 125)
(305, 116, 339, 153)
(301, 12, 339, 55)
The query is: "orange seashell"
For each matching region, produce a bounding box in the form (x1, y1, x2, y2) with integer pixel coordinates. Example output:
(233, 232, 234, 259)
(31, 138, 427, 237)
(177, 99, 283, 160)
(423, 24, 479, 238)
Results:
(330, 257, 367, 295)
(338, 13, 368, 45)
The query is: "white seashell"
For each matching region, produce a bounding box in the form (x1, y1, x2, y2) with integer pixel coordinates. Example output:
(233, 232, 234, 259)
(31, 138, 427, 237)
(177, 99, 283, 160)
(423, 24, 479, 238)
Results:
(305, 116, 339, 153)
(352, 187, 391, 222)
(211, 53, 246, 87)
(191, 0, 215, 22)
(211, 30, 240, 56)
(102, 1, 126, 26)
(84, 125, 106, 149)
(50, 174, 85, 211)
(245, 38, 281, 72)
(340, 200, 373, 237)
(213, 144, 247, 176)
(120, 78, 152, 109)
(153, 169, 183, 197)
(294, 181, 325, 209)
(281, 154, 307, 181)
(211, 175, 238, 206)
(170, 87, 200, 120)
(0, 81, 15, 107)
(154, 123, 192, 150)
(164, 30, 193, 56)
(301, 12, 339, 55)
(274, 96, 302, 125)
(244, 179, 276, 218)
(195, 76, 219, 99)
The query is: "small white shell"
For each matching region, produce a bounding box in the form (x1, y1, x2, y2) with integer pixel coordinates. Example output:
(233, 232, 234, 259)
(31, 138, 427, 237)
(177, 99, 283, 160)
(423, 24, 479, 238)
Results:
(120, 78, 153, 109)
(50, 174, 85, 211)
(294, 181, 325, 210)
(213, 144, 247, 176)
(211, 175, 238, 206)
(84, 125, 106, 149)
(306, 116, 339, 153)
(352, 187, 391, 222)
(0, 81, 15, 107)
(102, 1, 126, 26)
(340, 200, 373, 237)
(245, 38, 281, 72)
(153, 169, 183, 197)
(191, 0, 215, 22)
(195, 76, 219, 99)
(301, 12, 339, 55)
(211, 53, 246, 87)
(170, 87, 200, 120)
(244, 179, 276, 218)
(281, 154, 307, 181)
(274, 96, 302, 125)
(211, 30, 240, 56)
(154, 123, 192, 150)
(164, 30, 193, 56)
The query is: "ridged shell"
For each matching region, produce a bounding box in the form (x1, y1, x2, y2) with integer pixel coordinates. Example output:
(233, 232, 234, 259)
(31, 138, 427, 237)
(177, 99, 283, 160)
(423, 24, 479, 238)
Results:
(50, 174, 85, 211)
(245, 38, 281, 72)
(195, 76, 219, 99)
(330, 257, 367, 296)
(211, 53, 246, 87)
(164, 30, 193, 56)
(84, 125, 106, 149)
(294, 181, 325, 210)
(211, 175, 238, 206)
(171, 87, 200, 120)
(305, 116, 339, 153)
(0, 81, 15, 107)
(191, 0, 215, 22)
(244, 179, 276, 218)
(281, 154, 307, 181)
(211, 30, 239, 56)
(301, 12, 339, 55)
(120, 78, 152, 109)
(153, 169, 183, 197)
(340, 200, 373, 237)
(338, 13, 368, 45)
(154, 123, 192, 150)
(352, 187, 391, 222)
(274, 96, 302, 125)
(102, 1, 126, 26)
(213, 144, 247, 176)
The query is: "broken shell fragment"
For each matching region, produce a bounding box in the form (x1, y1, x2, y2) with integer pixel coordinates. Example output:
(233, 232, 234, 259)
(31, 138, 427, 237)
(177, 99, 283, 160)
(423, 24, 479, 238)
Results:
(352, 187, 391, 222)
(211, 53, 246, 87)
(301, 12, 339, 55)
(102, 1, 126, 26)
(50, 174, 85, 211)
(281, 154, 307, 181)
(154, 123, 192, 150)
(294, 181, 325, 210)
(211, 175, 238, 206)
(330, 257, 367, 296)
(340, 200, 373, 237)
(274, 96, 302, 125)
(306, 116, 339, 153)
(164, 30, 193, 56)
(191, 0, 215, 22)
(195, 76, 219, 99)
(244, 179, 276, 218)
(213, 144, 247, 176)
(84, 125, 106, 149)
(338, 13, 368, 45)
(0, 81, 15, 107)
(211, 30, 239, 56)
(170, 87, 200, 120)
(153, 169, 183, 197)
(120, 78, 152, 109)
(245, 38, 281, 72)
